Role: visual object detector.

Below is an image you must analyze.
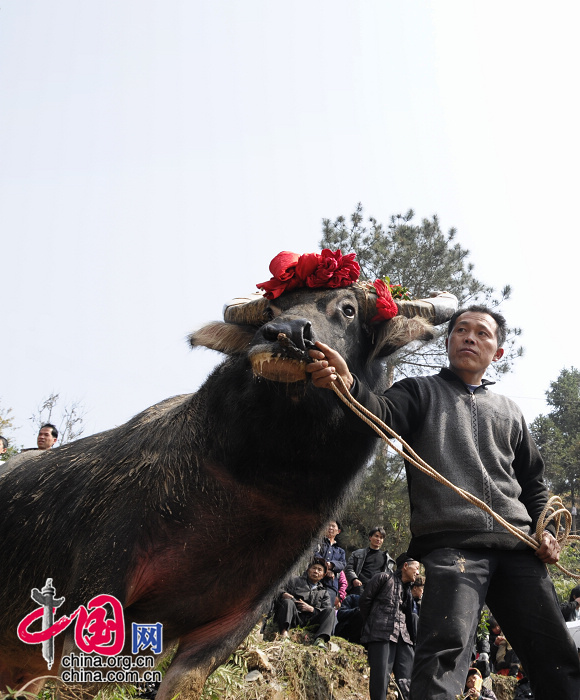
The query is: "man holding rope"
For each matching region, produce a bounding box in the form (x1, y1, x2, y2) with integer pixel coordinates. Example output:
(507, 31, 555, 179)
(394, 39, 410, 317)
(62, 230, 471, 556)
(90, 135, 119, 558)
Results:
(307, 304, 580, 699)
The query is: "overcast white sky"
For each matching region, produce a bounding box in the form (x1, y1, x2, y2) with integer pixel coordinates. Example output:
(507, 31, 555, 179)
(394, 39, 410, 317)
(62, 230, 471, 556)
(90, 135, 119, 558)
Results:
(1, 1, 578, 449)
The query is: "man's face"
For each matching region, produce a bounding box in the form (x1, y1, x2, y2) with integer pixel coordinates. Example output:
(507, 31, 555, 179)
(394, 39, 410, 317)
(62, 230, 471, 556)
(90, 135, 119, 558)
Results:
(326, 522, 340, 539)
(307, 564, 326, 583)
(446, 311, 504, 383)
(37, 427, 57, 450)
(402, 560, 420, 583)
(368, 531, 384, 550)
(412, 585, 424, 600)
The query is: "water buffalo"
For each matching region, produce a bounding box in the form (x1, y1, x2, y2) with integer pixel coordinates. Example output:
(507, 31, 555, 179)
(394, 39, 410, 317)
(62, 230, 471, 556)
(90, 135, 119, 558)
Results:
(0, 259, 456, 699)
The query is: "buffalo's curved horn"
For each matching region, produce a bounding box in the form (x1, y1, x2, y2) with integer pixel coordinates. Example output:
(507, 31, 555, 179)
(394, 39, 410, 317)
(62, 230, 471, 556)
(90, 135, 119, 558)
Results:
(223, 293, 270, 326)
(396, 292, 458, 326)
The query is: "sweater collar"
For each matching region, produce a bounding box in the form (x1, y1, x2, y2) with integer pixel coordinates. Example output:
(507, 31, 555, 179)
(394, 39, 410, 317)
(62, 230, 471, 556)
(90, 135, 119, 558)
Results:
(438, 367, 496, 392)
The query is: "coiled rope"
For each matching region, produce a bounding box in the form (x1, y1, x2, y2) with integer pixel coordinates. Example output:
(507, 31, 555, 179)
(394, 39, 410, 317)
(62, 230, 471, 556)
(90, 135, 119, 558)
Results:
(330, 377, 580, 579)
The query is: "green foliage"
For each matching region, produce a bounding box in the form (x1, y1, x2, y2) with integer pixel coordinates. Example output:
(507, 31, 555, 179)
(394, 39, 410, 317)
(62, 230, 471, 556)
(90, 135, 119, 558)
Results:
(320, 204, 522, 381)
(200, 646, 249, 700)
(550, 542, 580, 601)
(0, 400, 20, 460)
(531, 367, 580, 506)
(339, 445, 411, 556)
(477, 608, 490, 642)
(0, 402, 15, 435)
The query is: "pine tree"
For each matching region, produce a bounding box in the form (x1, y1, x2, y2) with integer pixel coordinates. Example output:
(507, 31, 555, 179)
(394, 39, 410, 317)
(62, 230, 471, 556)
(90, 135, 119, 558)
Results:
(531, 368, 580, 510)
(320, 204, 522, 384)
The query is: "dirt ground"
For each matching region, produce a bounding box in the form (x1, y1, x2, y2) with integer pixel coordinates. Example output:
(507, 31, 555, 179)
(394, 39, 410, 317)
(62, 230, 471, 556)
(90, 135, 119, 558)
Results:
(203, 626, 520, 700)
(36, 626, 520, 700)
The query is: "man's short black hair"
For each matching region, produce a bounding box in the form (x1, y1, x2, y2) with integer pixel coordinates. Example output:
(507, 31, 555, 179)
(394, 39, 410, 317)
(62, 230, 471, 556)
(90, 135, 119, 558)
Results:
(368, 526, 386, 538)
(309, 557, 327, 571)
(40, 423, 58, 439)
(447, 304, 508, 348)
(329, 519, 342, 530)
(0, 436, 8, 450)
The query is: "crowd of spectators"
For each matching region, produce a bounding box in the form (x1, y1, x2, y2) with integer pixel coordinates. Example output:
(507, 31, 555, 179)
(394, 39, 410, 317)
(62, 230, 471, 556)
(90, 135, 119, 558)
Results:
(273, 519, 580, 700)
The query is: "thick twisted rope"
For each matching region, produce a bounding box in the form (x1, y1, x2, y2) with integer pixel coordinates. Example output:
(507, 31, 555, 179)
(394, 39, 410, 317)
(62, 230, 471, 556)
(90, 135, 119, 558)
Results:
(331, 377, 580, 579)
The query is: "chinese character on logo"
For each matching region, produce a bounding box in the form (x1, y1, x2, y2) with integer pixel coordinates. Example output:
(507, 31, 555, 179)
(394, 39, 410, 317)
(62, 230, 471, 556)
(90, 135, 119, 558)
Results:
(17, 579, 125, 667)
(132, 622, 163, 654)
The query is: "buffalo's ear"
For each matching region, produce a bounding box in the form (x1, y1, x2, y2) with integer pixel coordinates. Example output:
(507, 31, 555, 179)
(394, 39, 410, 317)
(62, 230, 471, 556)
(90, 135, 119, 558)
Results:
(189, 322, 255, 355)
(369, 316, 434, 361)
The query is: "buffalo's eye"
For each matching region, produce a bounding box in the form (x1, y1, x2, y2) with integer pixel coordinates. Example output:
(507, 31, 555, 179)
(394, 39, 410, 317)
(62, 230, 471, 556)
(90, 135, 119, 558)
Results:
(342, 304, 356, 318)
(263, 307, 275, 321)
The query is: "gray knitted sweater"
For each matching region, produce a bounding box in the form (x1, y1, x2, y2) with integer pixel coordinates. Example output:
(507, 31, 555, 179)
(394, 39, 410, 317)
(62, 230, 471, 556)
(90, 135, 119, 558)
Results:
(349, 368, 550, 558)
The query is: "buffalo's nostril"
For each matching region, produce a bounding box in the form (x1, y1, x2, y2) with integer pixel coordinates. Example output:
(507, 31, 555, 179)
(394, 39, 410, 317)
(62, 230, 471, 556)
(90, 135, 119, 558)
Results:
(261, 319, 312, 351)
(263, 324, 283, 342)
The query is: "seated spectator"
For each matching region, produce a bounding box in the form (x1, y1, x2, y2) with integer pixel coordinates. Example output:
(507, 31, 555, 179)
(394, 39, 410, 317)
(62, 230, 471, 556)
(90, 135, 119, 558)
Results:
(359, 552, 419, 700)
(313, 520, 346, 605)
(274, 559, 335, 649)
(561, 584, 580, 622)
(344, 526, 395, 594)
(495, 634, 521, 678)
(334, 593, 363, 644)
(463, 668, 497, 700)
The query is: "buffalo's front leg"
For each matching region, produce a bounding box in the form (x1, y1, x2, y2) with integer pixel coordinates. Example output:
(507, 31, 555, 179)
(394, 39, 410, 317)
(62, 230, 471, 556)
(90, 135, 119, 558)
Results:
(155, 604, 262, 700)
(156, 635, 215, 700)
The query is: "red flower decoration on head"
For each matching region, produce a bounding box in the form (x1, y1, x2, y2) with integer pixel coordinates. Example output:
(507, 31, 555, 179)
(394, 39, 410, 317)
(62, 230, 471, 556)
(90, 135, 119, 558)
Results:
(370, 279, 398, 323)
(257, 249, 360, 299)
(256, 251, 301, 299)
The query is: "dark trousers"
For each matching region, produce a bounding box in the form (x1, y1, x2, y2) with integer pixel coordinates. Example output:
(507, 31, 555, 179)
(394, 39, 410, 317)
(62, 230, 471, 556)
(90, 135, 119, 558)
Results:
(409, 548, 580, 700)
(275, 598, 335, 640)
(367, 638, 414, 700)
(335, 608, 364, 644)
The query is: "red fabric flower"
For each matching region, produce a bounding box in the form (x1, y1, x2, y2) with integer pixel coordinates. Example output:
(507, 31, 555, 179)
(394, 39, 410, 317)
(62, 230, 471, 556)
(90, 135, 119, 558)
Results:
(370, 279, 398, 323)
(257, 251, 301, 299)
(295, 252, 321, 281)
(269, 251, 300, 280)
(257, 249, 360, 299)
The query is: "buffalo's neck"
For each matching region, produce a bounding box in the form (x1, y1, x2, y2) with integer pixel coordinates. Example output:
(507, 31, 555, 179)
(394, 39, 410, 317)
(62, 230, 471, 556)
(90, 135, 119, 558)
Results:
(192, 358, 378, 506)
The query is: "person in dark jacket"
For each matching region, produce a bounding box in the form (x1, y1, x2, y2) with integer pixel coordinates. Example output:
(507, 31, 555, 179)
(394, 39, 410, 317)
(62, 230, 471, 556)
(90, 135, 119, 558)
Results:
(275, 559, 335, 648)
(307, 305, 580, 699)
(410, 574, 424, 640)
(313, 519, 346, 605)
(344, 526, 396, 594)
(359, 552, 420, 700)
(561, 584, 580, 622)
(334, 593, 363, 643)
